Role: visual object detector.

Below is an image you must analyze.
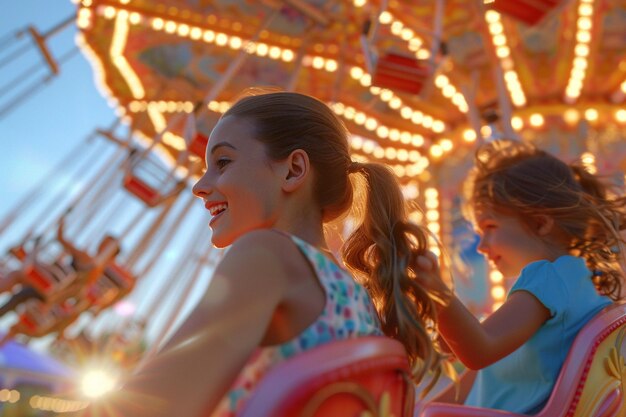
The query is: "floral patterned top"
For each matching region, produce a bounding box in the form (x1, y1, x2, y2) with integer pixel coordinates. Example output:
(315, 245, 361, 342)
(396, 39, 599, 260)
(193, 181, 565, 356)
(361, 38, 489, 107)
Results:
(211, 233, 383, 416)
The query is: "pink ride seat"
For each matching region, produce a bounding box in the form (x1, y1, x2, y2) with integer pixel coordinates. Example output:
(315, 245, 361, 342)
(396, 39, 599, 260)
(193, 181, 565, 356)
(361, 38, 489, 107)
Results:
(237, 336, 415, 417)
(420, 301, 626, 417)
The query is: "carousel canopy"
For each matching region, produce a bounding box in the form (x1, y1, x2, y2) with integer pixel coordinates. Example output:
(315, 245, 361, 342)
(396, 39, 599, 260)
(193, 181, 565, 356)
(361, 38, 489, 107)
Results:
(73, 0, 626, 184)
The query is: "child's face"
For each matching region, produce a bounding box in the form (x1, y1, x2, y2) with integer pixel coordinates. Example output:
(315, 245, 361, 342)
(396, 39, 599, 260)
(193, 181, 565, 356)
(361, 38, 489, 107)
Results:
(192, 115, 285, 248)
(474, 210, 548, 279)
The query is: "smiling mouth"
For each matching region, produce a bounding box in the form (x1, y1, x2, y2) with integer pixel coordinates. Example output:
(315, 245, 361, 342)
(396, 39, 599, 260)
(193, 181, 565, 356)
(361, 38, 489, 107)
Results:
(209, 203, 228, 217)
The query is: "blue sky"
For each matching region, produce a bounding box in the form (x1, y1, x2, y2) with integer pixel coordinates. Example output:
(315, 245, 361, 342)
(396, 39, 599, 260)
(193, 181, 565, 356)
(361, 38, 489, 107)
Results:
(1, 1, 115, 229)
(0, 2, 216, 349)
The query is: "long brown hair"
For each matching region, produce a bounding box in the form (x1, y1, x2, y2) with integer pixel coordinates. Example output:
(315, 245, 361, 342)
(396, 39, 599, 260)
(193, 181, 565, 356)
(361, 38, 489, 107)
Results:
(224, 90, 446, 383)
(464, 140, 626, 300)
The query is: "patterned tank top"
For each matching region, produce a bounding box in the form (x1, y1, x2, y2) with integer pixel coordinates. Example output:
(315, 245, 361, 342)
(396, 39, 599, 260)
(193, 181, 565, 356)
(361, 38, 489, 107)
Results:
(211, 233, 383, 416)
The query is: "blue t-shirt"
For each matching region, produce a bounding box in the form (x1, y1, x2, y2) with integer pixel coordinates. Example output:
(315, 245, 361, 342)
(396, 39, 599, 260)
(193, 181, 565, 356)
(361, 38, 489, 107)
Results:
(464, 255, 611, 414)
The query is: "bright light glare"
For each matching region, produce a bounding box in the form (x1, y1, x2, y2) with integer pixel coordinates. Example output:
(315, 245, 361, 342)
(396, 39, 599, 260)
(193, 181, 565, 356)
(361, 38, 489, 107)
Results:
(81, 370, 117, 398)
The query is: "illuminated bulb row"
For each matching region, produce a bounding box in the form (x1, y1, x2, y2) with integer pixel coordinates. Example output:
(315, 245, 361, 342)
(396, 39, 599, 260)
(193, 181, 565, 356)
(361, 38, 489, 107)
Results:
(348, 67, 446, 134)
(378, 11, 430, 60)
(351, 135, 426, 164)
(351, 1, 430, 59)
(0, 389, 20, 403)
(77, 6, 92, 28)
(490, 270, 505, 311)
(30, 395, 90, 413)
(565, 0, 595, 102)
(424, 187, 441, 256)
(428, 138, 454, 159)
(377, 10, 468, 119)
(129, 100, 195, 113)
(101, 5, 344, 72)
(109, 11, 145, 99)
(434, 75, 469, 113)
(507, 107, 615, 132)
(331, 102, 427, 148)
(75, 32, 113, 103)
(485, 11, 526, 107)
(351, 151, 429, 178)
(102, 5, 294, 62)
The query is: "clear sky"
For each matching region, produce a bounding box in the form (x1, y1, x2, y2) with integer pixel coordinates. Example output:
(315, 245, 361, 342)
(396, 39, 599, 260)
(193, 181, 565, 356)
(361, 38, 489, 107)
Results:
(0, 2, 215, 351)
(1, 1, 115, 226)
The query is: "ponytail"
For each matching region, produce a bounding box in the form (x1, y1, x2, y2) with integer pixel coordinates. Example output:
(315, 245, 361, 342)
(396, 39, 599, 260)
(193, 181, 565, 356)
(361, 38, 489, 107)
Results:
(342, 162, 447, 387)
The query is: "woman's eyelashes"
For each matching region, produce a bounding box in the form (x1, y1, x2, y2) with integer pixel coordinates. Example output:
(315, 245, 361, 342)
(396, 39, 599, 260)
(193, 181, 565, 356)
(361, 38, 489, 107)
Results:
(215, 157, 232, 170)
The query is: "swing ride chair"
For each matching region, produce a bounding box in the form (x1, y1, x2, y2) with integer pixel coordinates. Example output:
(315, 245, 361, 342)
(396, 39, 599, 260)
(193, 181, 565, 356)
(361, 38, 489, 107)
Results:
(123, 148, 188, 208)
(237, 336, 415, 417)
(420, 301, 626, 417)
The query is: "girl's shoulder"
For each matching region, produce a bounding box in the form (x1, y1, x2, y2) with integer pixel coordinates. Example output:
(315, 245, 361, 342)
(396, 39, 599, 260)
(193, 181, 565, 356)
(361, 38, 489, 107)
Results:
(219, 229, 313, 283)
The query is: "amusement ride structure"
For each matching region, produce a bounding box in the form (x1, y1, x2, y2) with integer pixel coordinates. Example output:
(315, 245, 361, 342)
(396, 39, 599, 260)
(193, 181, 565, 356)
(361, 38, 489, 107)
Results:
(0, 0, 624, 414)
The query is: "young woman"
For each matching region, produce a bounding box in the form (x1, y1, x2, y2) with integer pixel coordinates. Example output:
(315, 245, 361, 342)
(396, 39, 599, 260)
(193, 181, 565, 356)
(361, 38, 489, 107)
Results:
(86, 91, 445, 417)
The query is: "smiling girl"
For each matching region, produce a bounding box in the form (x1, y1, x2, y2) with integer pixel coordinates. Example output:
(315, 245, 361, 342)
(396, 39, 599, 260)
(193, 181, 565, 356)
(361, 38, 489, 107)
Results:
(419, 139, 626, 414)
(88, 91, 446, 417)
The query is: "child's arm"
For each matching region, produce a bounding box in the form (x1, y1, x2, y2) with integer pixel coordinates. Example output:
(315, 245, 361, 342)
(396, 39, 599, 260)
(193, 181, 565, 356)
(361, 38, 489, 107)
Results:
(57, 218, 91, 264)
(417, 254, 550, 370)
(90, 230, 294, 417)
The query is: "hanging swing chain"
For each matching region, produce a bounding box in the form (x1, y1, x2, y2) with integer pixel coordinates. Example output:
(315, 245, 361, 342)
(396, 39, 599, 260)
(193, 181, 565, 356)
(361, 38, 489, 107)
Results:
(0, 129, 102, 238)
(0, 46, 81, 119)
(135, 193, 197, 278)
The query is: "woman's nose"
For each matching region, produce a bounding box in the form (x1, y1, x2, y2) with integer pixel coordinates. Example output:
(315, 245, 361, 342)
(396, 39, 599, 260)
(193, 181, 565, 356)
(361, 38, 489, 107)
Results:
(192, 174, 211, 199)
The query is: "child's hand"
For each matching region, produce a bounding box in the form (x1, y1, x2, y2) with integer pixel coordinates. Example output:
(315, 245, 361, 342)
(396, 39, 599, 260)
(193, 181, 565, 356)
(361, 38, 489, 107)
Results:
(413, 251, 451, 301)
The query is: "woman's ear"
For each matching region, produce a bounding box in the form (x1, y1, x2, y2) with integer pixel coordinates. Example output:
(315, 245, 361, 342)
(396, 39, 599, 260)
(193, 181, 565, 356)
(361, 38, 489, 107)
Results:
(533, 214, 555, 236)
(282, 149, 310, 192)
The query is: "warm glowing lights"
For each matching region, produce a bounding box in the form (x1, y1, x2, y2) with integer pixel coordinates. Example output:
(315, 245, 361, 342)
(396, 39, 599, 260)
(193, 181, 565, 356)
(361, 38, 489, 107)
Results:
(424, 187, 442, 256)
(615, 109, 626, 124)
(491, 285, 506, 300)
(584, 108, 599, 122)
(30, 395, 90, 413)
(0, 389, 20, 403)
(564, 108, 580, 125)
(511, 116, 524, 131)
(347, 75, 448, 134)
(565, 0, 595, 102)
(110, 12, 145, 99)
(353, 6, 431, 61)
(490, 270, 504, 284)
(489, 270, 505, 308)
(580, 151, 597, 174)
(76, 7, 92, 29)
(529, 113, 545, 128)
(463, 129, 477, 143)
(434, 75, 469, 113)
(485, 11, 526, 107)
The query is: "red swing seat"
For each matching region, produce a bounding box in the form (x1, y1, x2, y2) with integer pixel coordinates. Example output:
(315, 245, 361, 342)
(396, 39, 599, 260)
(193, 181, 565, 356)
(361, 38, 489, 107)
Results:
(14, 299, 76, 337)
(372, 52, 431, 95)
(123, 174, 162, 207)
(22, 263, 72, 297)
(188, 133, 208, 161)
(237, 336, 415, 417)
(489, 0, 562, 26)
